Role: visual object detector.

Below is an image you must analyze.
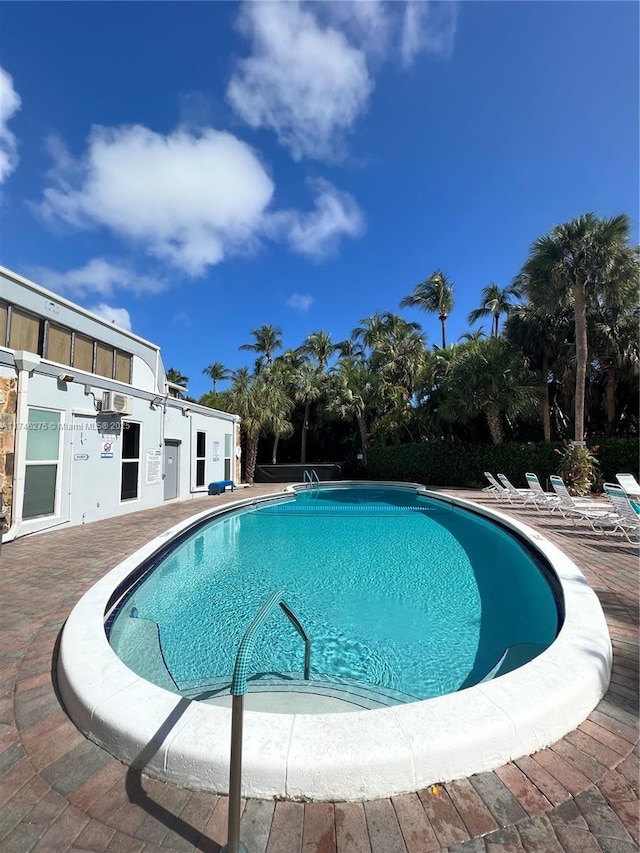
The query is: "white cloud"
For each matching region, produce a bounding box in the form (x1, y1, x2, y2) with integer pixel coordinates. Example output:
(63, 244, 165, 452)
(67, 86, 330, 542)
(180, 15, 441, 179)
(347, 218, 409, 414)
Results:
(227, 1, 373, 161)
(286, 293, 313, 314)
(38, 125, 275, 275)
(318, 1, 391, 60)
(89, 303, 133, 331)
(38, 125, 364, 271)
(401, 2, 459, 67)
(272, 178, 365, 259)
(0, 67, 21, 183)
(28, 258, 164, 299)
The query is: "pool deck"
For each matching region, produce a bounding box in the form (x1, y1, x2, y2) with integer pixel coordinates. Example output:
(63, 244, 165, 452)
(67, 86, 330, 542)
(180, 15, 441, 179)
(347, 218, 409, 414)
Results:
(0, 485, 637, 853)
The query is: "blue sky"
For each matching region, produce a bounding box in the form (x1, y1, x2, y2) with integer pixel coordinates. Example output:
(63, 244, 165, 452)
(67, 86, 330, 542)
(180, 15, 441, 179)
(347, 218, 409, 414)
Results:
(1, 1, 638, 398)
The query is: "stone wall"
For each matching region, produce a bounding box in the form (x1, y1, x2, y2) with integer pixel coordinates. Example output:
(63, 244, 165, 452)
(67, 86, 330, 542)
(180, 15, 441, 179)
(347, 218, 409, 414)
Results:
(0, 376, 17, 532)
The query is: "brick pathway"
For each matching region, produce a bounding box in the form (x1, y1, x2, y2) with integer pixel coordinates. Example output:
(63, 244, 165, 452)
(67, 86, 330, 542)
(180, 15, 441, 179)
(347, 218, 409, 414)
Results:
(0, 486, 637, 852)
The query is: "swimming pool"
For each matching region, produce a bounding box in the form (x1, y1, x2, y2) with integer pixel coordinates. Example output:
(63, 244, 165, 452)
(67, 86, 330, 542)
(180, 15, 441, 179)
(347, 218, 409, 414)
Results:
(57, 482, 612, 800)
(107, 486, 559, 705)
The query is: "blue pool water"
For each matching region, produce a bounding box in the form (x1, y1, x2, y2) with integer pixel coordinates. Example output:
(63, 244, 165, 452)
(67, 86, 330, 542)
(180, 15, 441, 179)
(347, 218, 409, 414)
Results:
(108, 486, 560, 701)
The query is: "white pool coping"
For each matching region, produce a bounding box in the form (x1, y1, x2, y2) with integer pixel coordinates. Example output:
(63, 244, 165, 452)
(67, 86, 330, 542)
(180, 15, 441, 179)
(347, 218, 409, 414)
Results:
(57, 482, 612, 801)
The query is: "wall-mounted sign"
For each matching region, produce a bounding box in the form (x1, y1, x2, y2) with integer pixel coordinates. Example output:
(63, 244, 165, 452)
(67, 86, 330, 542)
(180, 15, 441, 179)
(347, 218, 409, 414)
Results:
(145, 449, 162, 485)
(212, 440, 220, 462)
(74, 453, 89, 461)
(101, 440, 114, 459)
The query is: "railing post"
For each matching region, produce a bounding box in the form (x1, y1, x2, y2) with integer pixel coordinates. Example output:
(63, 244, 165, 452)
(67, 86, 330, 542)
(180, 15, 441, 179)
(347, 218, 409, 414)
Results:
(220, 589, 311, 853)
(221, 695, 248, 853)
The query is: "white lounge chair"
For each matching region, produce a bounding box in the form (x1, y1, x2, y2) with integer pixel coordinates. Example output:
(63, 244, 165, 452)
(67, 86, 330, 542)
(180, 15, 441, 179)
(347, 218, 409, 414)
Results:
(602, 483, 640, 541)
(483, 472, 510, 501)
(524, 472, 563, 511)
(615, 473, 640, 500)
(497, 473, 539, 507)
(549, 475, 610, 518)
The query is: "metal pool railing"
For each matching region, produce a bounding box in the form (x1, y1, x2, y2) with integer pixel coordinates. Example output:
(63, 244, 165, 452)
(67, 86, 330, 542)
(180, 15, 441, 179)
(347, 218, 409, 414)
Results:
(221, 589, 311, 853)
(303, 468, 320, 491)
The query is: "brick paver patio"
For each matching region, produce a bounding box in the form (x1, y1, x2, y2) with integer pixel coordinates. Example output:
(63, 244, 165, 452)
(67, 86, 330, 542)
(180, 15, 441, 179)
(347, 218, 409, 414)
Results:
(0, 485, 637, 852)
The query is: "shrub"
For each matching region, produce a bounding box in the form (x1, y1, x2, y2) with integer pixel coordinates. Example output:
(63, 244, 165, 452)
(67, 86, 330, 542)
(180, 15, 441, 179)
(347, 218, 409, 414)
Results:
(367, 437, 639, 491)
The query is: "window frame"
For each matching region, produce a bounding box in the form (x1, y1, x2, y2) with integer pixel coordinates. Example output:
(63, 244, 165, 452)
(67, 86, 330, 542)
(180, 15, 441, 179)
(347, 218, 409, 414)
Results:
(22, 407, 63, 521)
(195, 430, 206, 488)
(120, 420, 141, 502)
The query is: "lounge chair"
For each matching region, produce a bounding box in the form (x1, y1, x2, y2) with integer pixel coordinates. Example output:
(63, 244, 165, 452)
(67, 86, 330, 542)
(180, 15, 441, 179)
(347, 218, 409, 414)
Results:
(497, 473, 540, 507)
(615, 473, 640, 500)
(602, 483, 640, 541)
(483, 472, 510, 501)
(524, 472, 563, 511)
(549, 475, 610, 518)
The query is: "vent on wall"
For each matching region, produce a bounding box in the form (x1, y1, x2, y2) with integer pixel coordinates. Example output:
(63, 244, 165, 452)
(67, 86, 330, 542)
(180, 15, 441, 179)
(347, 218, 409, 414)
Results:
(101, 391, 134, 415)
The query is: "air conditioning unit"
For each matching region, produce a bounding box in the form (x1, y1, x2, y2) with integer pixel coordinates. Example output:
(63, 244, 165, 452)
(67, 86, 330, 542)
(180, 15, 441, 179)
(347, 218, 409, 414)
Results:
(101, 391, 134, 415)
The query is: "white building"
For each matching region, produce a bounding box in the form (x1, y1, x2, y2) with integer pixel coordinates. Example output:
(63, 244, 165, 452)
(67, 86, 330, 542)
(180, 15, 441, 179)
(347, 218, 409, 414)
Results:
(0, 266, 240, 543)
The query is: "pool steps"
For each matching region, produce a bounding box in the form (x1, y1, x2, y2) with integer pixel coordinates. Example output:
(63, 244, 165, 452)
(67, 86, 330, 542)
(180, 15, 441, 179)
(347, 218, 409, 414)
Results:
(178, 672, 421, 710)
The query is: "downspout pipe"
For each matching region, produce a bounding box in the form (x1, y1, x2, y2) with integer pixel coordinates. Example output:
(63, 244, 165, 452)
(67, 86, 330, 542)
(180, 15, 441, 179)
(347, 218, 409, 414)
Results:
(3, 351, 41, 543)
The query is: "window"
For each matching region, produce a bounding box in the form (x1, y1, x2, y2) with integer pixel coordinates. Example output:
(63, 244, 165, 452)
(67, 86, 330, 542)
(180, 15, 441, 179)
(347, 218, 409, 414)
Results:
(0, 302, 7, 347)
(196, 431, 206, 487)
(96, 343, 114, 378)
(23, 409, 61, 519)
(47, 325, 72, 366)
(115, 351, 132, 384)
(73, 335, 94, 372)
(9, 309, 43, 354)
(121, 422, 141, 500)
(2, 299, 134, 380)
(224, 433, 232, 480)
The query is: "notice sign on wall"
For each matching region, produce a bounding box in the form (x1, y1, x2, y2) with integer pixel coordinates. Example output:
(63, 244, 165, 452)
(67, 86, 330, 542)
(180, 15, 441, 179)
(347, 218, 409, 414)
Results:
(212, 440, 220, 462)
(145, 449, 162, 485)
(101, 441, 114, 459)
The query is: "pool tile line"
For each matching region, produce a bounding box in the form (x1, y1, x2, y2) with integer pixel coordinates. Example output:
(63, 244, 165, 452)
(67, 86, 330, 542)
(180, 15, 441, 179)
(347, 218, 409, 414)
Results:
(0, 485, 637, 852)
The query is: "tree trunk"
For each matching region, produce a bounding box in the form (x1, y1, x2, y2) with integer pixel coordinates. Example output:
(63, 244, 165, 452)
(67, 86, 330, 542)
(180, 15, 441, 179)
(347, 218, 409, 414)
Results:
(356, 414, 368, 461)
(271, 433, 280, 465)
(245, 428, 260, 485)
(486, 409, 503, 444)
(440, 317, 446, 349)
(573, 281, 588, 443)
(541, 355, 551, 442)
(300, 400, 311, 464)
(604, 366, 617, 434)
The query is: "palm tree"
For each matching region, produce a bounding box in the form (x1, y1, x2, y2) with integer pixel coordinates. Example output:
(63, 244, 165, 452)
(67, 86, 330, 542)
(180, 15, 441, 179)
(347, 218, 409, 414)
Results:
(266, 356, 297, 463)
(202, 361, 230, 392)
(225, 366, 291, 484)
(591, 300, 640, 433)
(458, 328, 486, 343)
(165, 367, 189, 398)
(438, 337, 539, 444)
(520, 213, 638, 443)
(373, 326, 427, 404)
(299, 330, 335, 370)
(467, 282, 520, 337)
(239, 324, 283, 366)
(400, 270, 454, 348)
(293, 331, 336, 463)
(327, 358, 377, 461)
(334, 338, 363, 360)
(505, 304, 572, 441)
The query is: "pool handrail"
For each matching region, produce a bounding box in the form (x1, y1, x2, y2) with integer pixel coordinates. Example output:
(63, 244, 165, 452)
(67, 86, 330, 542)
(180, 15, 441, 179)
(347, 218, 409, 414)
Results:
(230, 588, 311, 696)
(303, 469, 320, 491)
(224, 589, 311, 853)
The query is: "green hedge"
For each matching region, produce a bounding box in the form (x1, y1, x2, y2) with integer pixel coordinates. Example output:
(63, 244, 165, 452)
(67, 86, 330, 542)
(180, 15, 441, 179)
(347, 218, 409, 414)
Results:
(367, 438, 639, 490)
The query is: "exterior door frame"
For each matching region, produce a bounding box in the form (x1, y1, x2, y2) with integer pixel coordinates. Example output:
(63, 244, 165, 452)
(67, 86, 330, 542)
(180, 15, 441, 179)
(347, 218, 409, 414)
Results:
(163, 439, 180, 500)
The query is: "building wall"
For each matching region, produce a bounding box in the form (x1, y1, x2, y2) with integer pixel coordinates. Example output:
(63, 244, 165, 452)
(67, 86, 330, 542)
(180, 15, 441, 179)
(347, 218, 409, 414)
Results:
(0, 268, 240, 542)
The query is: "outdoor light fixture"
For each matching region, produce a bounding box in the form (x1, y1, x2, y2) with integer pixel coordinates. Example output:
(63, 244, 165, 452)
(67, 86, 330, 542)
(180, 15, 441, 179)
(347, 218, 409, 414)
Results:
(182, 407, 191, 416)
(58, 373, 75, 383)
